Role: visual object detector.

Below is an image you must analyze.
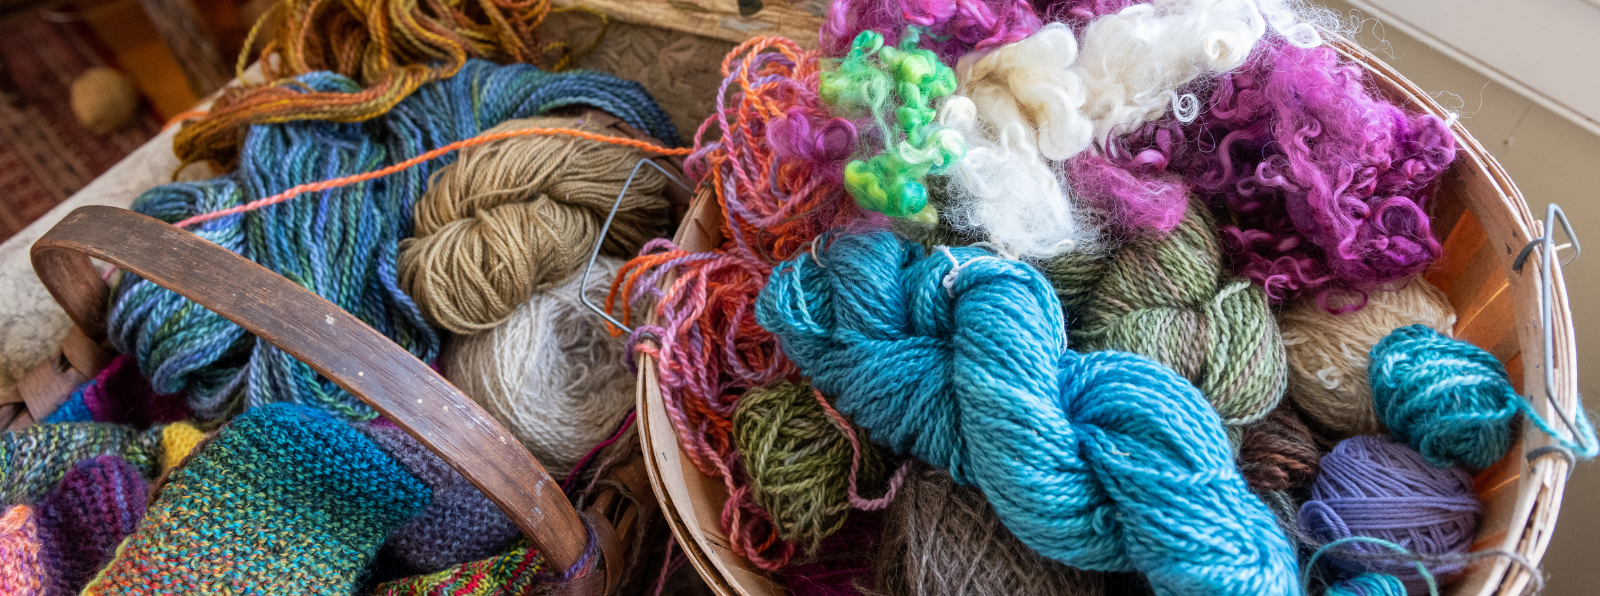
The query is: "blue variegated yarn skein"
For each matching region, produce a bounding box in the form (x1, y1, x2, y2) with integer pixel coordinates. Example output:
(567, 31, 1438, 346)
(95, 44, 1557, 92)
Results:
(1370, 324, 1599, 470)
(754, 231, 1301, 596)
(108, 60, 679, 420)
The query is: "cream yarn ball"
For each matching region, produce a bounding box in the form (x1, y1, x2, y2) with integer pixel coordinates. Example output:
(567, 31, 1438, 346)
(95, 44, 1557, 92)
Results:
(444, 256, 634, 476)
(1279, 277, 1456, 437)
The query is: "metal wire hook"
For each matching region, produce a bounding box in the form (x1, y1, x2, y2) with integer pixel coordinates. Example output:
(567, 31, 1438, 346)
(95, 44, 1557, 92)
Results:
(1509, 203, 1594, 454)
(579, 158, 695, 336)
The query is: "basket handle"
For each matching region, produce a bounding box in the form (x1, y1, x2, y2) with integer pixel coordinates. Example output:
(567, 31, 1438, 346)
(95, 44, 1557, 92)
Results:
(30, 206, 594, 576)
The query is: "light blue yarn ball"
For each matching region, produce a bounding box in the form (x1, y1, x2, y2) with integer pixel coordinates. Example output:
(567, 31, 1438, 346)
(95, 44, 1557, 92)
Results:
(755, 230, 1301, 596)
(1325, 573, 1407, 596)
(1369, 324, 1519, 470)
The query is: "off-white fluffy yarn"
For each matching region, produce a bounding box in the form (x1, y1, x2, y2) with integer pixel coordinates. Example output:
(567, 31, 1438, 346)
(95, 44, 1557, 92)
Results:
(444, 256, 634, 476)
(1075, 0, 1269, 141)
(1279, 277, 1457, 437)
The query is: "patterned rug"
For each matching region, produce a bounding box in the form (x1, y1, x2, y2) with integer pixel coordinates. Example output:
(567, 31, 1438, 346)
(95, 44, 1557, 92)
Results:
(0, 15, 160, 242)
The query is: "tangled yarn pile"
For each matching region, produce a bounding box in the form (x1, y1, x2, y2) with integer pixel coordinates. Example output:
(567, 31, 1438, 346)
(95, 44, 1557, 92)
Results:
(609, 36, 876, 569)
(444, 256, 637, 476)
(757, 231, 1299, 595)
(173, 0, 588, 166)
(1371, 324, 1599, 469)
(399, 116, 671, 334)
(822, 29, 965, 221)
(874, 466, 1105, 596)
(83, 404, 428, 595)
(1071, 199, 1286, 426)
(1299, 436, 1480, 592)
(1280, 277, 1456, 437)
(1189, 40, 1457, 304)
(733, 379, 891, 549)
(111, 60, 677, 420)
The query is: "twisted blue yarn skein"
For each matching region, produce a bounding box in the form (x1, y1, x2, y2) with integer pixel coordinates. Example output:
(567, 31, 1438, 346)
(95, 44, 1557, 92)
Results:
(754, 231, 1301, 596)
(109, 60, 679, 420)
(1370, 324, 1599, 470)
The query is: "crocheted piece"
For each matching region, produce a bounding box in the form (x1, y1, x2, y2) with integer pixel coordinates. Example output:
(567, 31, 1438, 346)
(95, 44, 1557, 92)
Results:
(1, 423, 160, 505)
(1, 505, 44, 596)
(361, 421, 519, 573)
(81, 404, 428, 595)
(35, 456, 147, 596)
(371, 540, 549, 596)
(158, 422, 205, 472)
(80, 354, 191, 428)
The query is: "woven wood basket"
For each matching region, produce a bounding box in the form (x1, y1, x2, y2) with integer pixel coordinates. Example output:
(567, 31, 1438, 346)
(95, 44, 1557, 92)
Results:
(620, 11, 1589, 596)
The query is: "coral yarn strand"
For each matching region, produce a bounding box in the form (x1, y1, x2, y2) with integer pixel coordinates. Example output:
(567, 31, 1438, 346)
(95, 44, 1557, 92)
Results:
(173, 127, 690, 229)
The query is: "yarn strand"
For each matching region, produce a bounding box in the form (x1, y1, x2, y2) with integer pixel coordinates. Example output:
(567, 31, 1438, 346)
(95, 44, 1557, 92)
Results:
(173, 127, 690, 229)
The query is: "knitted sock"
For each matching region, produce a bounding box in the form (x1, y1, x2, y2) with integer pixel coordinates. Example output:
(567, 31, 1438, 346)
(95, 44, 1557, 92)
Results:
(361, 421, 520, 573)
(1, 505, 45, 596)
(34, 456, 147, 596)
(1, 423, 161, 504)
(82, 404, 429, 595)
(371, 539, 549, 596)
(157, 422, 205, 472)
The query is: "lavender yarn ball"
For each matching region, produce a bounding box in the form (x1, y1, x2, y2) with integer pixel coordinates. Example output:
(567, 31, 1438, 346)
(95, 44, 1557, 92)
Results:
(1299, 436, 1480, 594)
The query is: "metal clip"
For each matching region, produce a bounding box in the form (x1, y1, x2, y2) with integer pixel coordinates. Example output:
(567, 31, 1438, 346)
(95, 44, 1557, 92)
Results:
(579, 158, 695, 336)
(1510, 203, 1596, 456)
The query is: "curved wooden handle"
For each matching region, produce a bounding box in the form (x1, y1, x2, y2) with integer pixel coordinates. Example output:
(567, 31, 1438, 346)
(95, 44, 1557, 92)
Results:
(31, 206, 589, 572)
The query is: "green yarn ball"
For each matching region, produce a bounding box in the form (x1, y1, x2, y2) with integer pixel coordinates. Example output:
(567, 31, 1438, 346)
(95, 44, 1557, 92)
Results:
(733, 379, 888, 549)
(1068, 199, 1287, 426)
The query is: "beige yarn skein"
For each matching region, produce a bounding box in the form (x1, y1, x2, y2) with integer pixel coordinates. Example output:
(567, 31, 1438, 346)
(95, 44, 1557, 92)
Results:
(444, 256, 634, 477)
(1279, 277, 1456, 437)
(399, 116, 669, 334)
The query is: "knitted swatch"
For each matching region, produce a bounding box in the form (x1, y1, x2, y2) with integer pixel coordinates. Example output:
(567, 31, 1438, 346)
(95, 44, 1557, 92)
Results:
(756, 231, 1300, 596)
(80, 354, 191, 428)
(1071, 198, 1287, 427)
(1, 505, 44, 596)
(82, 404, 428, 595)
(157, 422, 205, 472)
(372, 540, 550, 596)
(1, 423, 160, 505)
(361, 421, 520, 573)
(35, 456, 148, 596)
(39, 393, 91, 424)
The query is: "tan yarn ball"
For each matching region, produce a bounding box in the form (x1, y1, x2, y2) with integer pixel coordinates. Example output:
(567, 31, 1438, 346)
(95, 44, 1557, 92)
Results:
(399, 116, 670, 334)
(1279, 277, 1456, 437)
(71, 68, 138, 135)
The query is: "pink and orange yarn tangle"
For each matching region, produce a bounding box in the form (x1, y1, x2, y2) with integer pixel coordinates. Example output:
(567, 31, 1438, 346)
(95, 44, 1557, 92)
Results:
(606, 36, 876, 569)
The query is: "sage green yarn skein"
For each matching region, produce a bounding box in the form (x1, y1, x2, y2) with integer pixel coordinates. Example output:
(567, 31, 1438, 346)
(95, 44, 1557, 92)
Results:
(1070, 199, 1287, 426)
(733, 379, 889, 551)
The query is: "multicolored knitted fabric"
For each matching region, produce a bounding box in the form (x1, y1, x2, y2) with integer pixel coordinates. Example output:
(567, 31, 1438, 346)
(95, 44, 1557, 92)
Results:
(81, 404, 428, 595)
(1, 423, 160, 505)
(158, 422, 205, 472)
(372, 539, 550, 596)
(35, 456, 148, 596)
(1, 505, 44, 596)
(362, 421, 519, 573)
(80, 355, 191, 428)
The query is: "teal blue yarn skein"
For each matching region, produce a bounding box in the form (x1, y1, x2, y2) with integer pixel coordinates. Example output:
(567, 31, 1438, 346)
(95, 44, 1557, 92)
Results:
(1370, 324, 1599, 470)
(108, 60, 678, 420)
(755, 231, 1300, 596)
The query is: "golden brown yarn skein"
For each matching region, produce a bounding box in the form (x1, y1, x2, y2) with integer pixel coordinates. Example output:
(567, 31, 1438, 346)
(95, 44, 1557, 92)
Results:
(399, 116, 670, 334)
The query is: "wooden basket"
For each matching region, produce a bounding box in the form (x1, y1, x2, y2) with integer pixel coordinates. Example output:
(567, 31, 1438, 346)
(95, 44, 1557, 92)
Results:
(632, 28, 1588, 596)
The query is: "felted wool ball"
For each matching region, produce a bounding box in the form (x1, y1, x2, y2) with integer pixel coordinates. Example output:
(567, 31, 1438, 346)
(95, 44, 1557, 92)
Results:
(70, 68, 138, 135)
(1279, 277, 1455, 437)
